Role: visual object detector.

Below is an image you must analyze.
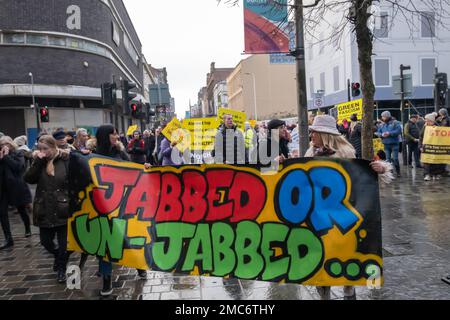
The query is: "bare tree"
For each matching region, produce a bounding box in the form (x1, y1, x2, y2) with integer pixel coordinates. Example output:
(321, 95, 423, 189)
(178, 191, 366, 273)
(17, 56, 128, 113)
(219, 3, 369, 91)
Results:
(218, 0, 450, 159)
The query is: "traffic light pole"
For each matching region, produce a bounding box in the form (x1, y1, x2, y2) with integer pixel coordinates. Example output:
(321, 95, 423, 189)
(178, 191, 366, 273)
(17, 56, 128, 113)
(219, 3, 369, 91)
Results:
(29, 73, 41, 133)
(434, 67, 439, 113)
(347, 79, 351, 102)
(400, 64, 410, 167)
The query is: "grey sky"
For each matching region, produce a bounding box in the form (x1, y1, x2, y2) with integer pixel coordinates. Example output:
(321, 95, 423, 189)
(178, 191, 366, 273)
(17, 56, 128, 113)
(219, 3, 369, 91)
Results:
(123, 0, 247, 117)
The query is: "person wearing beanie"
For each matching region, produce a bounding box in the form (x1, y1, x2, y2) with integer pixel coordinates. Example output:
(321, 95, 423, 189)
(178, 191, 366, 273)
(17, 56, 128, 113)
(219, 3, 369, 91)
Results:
(437, 108, 449, 127)
(404, 115, 422, 169)
(52, 130, 74, 151)
(376, 111, 402, 177)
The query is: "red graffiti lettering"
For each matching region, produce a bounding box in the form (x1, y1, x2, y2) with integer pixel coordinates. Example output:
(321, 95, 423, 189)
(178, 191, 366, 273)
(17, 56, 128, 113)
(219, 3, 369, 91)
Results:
(91, 166, 140, 215)
(205, 170, 235, 221)
(125, 172, 161, 220)
(181, 171, 208, 223)
(155, 173, 183, 222)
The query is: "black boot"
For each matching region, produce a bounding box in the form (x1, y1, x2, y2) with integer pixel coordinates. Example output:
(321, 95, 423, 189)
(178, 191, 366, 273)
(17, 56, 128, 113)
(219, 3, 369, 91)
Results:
(25, 226, 31, 238)
(57, 269, 67, 284)
(0, 238, 14, 250)
(137, 269, 147, 279)
(100, 275, 113, 296)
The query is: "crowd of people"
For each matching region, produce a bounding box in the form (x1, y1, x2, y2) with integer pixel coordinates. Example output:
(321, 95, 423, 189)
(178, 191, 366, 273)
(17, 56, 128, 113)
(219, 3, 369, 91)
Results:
(0, 107, 448, 298)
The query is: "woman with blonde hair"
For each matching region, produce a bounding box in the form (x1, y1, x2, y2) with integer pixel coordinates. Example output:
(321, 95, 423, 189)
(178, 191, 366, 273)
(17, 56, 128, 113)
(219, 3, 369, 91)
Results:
(24, 135, 71, 283)
(0, 136, 32, 250)
(305, 115, 392, 300)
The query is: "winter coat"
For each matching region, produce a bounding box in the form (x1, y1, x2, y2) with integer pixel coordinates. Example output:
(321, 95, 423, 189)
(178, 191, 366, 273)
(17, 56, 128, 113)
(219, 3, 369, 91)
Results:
(376, 119, 402, 145)
(0, 150, 32, 206)
(144, 136, 156, 163)
(24, 153, 70, 228)
(404, 121, 421, 143)
(160, 138, 182, 166)
(438, 116, 450, 127)
(127, 138, 146, 164)
(213, 125, 245, 164)
(348, 122, 362, 158)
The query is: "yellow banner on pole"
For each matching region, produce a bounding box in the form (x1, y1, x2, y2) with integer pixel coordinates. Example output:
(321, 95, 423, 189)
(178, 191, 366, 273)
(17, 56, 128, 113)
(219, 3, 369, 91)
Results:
(421, 126, 450, 164)
(336, 99, 363, 123)
(126, 125, 138, 136)
(218, 108, 247, 131)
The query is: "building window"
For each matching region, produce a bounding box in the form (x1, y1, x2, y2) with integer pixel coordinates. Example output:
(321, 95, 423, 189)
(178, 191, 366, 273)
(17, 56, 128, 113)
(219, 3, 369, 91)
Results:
(112, 21, 120, 46)
(421, 58, 436, 85)
(309, 77, 315, 97)
(374, 59, 390, 86)
(421, 12, 436, 38)
(48, 36, 66, 47)
(3, 33, 25, 44)
(333, 66, 340, 92)
(320, 72, 326, 92)
(374, 12, 389, 38)
(27, 34, 47, 45)
(124, 34, 138, 65)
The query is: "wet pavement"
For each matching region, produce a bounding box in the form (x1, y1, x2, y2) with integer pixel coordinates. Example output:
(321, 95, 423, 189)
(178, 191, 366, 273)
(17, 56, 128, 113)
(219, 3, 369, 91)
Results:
(1, 165, 449, 300)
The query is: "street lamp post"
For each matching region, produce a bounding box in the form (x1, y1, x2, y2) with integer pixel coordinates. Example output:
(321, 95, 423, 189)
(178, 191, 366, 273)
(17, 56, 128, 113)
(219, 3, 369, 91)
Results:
(244, 73, 258, 121)
(29, 72, 40, 133)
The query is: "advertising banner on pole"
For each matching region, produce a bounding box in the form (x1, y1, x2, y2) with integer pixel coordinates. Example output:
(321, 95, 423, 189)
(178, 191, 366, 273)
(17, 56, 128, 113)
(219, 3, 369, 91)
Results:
(244, 0, 290, 54)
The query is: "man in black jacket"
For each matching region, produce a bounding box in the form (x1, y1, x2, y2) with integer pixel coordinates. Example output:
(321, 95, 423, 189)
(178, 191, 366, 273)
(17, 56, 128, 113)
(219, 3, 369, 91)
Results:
(404, 115, 422, 168)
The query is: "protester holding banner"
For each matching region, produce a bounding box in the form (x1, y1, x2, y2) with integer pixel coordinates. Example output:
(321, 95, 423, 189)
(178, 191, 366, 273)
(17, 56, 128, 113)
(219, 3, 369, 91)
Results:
(23, 135, 70, 283)
(213, 114, 245, 164)
(160, 137, 183, 166)
(143, 130, 155, 164)
(0, 136, 32, 250)
(94, 125, 147, 296)
(437, 108, 449, 127)
(404, 115, 422, 169)
(305, 115, 392, 300)
(420, 114, 441, 181)
(376, 111, 402, 177)
(153, 127, 164, 165)
(127, 130, 146, 165)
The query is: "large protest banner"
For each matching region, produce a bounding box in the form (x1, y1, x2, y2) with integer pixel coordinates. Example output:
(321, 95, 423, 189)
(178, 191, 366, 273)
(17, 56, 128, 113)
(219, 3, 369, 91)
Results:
(218, 108, 247, 132)
(243, 0, 290, 54)
(336, 99, 363, 123)
(421, 126, 450, 164)
(67, 154, 383, 286)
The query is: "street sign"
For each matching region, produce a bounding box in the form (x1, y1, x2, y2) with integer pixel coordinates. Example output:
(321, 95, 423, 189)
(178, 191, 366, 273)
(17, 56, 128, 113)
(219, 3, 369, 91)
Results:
(314, 92, 325, 109)
(393, 74, 413, 96)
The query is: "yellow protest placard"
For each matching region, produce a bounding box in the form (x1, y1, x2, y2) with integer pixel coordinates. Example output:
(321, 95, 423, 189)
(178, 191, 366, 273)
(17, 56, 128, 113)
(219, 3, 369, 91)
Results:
(126, 125, 138, 136)
(162, 118, 190, 152)
(218, 108, 247, 131)
(182, 118, 220, 151)
(336, 99, 363, 123)
(373, 138, 384, 155)
(249, 120, 257, 128)
(421, 126, 450, 164)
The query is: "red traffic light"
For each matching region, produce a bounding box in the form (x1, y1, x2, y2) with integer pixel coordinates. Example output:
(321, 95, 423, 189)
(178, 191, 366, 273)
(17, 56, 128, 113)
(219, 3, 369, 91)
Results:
(131, 104, 137, 112)
(40, 108, 48, 116)
(352, 82, 360, 90)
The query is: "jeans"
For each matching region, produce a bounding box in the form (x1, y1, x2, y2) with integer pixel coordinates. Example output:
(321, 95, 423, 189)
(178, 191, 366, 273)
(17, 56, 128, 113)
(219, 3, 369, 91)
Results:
(39, 226, 69, 272)
(98, 259, 113, 276)
(407, 141, 420, 167)
(384, 143, 400, 174)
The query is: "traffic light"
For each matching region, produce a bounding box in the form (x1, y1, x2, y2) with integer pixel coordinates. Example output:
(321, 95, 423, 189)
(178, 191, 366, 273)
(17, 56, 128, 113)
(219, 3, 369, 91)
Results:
(40, 106, 49, 123)
(130, 103, 138, 117)
(101, 82, 116, 106)
(351, 82, 361, 97)
(435, 73, 448, 108)
(145, 103, 156, 124)
(121, 80, 137, 115)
